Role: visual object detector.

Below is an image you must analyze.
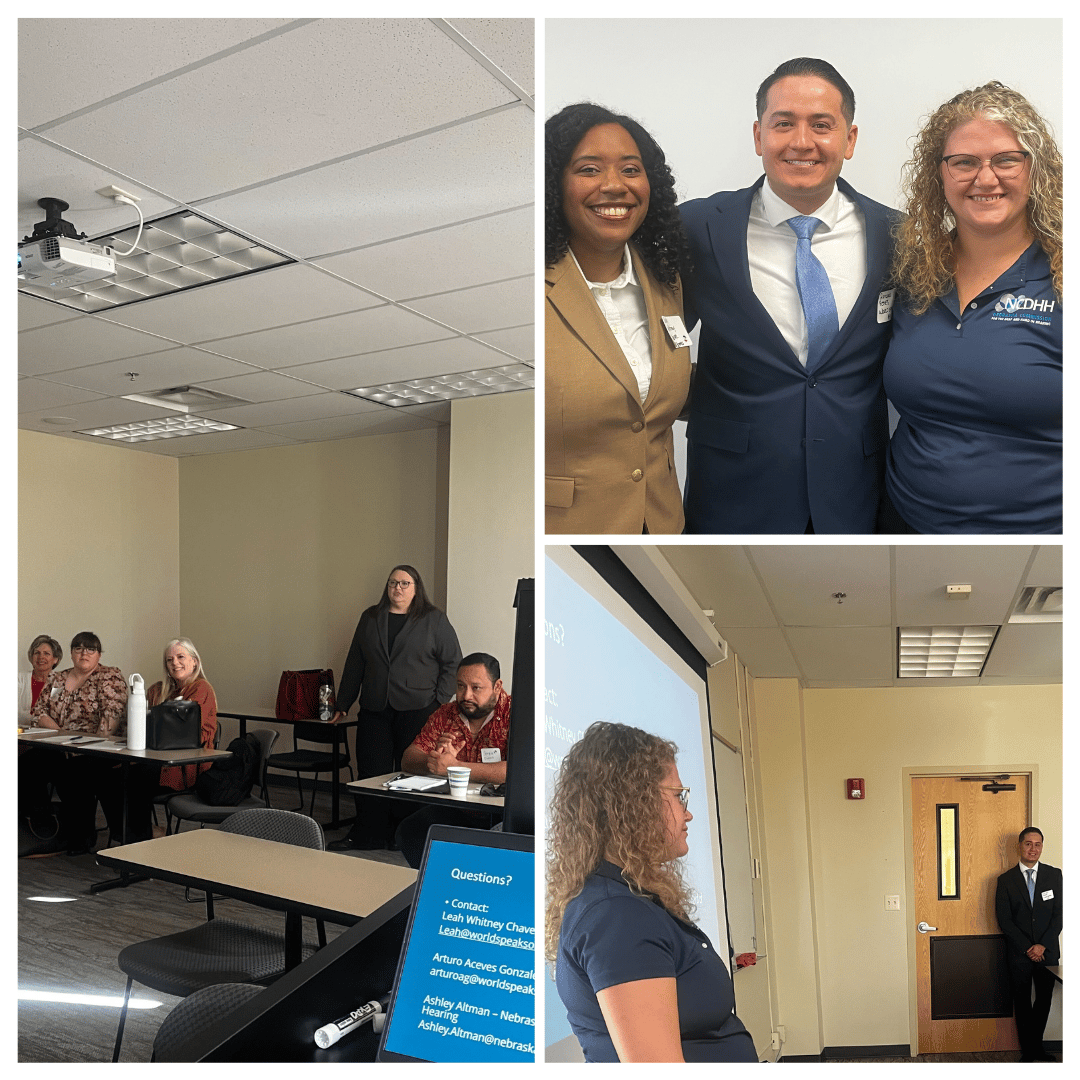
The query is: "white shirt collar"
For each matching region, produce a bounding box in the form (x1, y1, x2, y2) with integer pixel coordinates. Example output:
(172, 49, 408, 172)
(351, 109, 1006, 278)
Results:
(760, 177, 842, 232)
(570, 243, 638, 289)
(1019, 861, 1040, 875)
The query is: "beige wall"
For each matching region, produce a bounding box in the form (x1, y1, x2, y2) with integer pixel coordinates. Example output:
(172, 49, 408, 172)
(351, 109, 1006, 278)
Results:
(178, 427, 444, 719)
(750, 678, 1062, 1055)
(445, 390, 534, 691)
(18, 429, 180, 683)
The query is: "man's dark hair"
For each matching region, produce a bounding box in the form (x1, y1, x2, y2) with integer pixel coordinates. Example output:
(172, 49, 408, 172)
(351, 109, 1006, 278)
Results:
(459, 652, 500, 683)
(756, 58, 856, 125)
(545, 101, 691, 287)
(1019, 826, 1044, 843)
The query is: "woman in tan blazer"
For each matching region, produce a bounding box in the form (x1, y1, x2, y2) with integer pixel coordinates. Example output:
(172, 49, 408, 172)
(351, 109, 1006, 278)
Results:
(546, 103, 693, 534)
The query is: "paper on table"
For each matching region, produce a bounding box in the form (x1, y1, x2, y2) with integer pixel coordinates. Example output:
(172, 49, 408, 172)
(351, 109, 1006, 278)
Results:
(387, 776, 446, 792)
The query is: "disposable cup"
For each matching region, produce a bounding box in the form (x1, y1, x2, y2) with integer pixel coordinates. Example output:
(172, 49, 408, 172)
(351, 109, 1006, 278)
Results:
(446, 766, 471, 799)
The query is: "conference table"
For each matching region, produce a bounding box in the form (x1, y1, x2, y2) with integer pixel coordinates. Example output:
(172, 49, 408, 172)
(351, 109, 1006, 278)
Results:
(97, 829, 417, 970)
(17, 726, 231, 891)
(347, 771, 506, 812)
(218, 710, 358, 829)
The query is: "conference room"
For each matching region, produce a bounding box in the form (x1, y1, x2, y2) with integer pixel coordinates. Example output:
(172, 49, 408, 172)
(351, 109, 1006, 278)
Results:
(17, 17, 534, 1063)
(544, 544, 1062, 1062)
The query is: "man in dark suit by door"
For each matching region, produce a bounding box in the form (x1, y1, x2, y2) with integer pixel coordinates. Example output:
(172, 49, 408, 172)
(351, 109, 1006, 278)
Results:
(681, 58, 900, 534)
(995, 827, 1062, 1062)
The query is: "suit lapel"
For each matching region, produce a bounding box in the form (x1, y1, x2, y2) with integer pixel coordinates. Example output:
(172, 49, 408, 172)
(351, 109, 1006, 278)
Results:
(547, 253, 641, 405)
(631, 247, 666, 411)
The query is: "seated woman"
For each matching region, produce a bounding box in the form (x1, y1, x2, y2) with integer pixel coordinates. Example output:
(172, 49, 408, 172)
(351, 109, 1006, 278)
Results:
(547, 721, 757, 1062)
(881, 82, 1062, 533)
(127, 638, 218, 841)
(545, 103, 693, 534)
(31, 631, 128, 854)
(18, 634, 64, 832)
(19, 634, 63, 722)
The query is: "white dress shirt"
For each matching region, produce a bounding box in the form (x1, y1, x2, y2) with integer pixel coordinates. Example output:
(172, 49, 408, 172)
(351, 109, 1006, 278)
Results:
(1019, 861, 1041, 887)
(747, 179, 867, 367)
(570, 244, 652, 403)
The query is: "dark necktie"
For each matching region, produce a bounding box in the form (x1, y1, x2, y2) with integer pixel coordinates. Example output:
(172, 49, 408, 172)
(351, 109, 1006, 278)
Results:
(787, 215, 839, 368)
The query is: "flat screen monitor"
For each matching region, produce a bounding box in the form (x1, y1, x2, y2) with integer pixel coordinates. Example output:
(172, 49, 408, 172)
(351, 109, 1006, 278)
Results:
(378, 825, 535, 1062)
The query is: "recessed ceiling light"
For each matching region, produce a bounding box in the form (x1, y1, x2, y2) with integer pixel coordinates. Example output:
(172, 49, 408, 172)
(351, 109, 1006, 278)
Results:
(18, 209, 293, 313)
(76, 416, 241, 443)
(897, 625, 999, 678)
(346, 363, 534, 407)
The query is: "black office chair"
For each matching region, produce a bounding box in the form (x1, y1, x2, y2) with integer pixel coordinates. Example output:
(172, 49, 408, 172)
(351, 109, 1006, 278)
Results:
(112, 807, 327, 1062)
(164, 728, 278, 835)
(151, 982, 264, 1061)
(266, 722, 354, 817)
(151, 721, 222, 829)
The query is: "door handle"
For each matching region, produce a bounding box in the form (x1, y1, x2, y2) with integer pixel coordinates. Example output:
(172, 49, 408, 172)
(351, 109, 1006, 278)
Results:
(917, 921, 938, 934)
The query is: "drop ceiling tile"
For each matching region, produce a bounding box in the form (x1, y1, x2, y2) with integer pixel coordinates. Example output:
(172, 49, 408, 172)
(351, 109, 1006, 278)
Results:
(196, 370, 327, 403)
(18, 136, 179, 241)
(286, 336, 506, 390)
(204, 305, 454, 369)
(715, 627, 799, 679)
(97, 263, 382, 344)
(18, 316, 176, 376)
(473, 324, 534, 361)
(659, 545, 778, 628)
(405, 276, 532, 334)
(982, 623, 1061, 680)
(18, 18, 292, 129)
(261, 410, 438, 442)
(18, 397, 178, 433)
(1025, 545, 1061, 586)
(19, 377, 105, 413)
(200, 391, 383, 426)
(445, 18, 534, 91)
(46, 347, 259, 395)
(134, 428, 298, 456)
(750, 545, 891, 627)
(894, 545, 1033, 624)
(315, 207, 532, 300)
(44, 20, 517, 203)
(786, 626, 896, 683)
(196, 107, 533, 258)
(18, 293, 81, 332)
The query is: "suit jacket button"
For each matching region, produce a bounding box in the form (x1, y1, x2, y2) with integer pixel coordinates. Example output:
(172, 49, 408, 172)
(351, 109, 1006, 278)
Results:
(631, 469, 643, 482)
(808, 377, 817, 387)
(631, 421, 644, 433)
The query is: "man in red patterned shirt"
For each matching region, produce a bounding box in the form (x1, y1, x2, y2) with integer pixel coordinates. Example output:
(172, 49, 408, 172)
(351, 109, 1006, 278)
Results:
(395, 652, 511, 866)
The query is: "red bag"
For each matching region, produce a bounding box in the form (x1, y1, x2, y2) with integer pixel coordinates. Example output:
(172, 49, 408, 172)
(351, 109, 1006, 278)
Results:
(275, 669, 333, 720)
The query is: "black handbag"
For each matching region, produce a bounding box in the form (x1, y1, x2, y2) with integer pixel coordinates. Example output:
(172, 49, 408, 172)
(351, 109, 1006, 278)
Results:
(146, 698, 202, 750)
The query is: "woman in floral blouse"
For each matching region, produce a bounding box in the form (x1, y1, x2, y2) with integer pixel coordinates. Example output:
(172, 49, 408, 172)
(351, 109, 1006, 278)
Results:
(31, 630, 128, 854)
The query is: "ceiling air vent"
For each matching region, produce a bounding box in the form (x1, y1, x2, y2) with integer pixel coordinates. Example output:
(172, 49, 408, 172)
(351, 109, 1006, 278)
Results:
(1009, 586, 1062, 624)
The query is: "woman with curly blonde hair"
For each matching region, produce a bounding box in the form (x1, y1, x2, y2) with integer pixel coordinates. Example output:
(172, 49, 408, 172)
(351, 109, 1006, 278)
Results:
(880, 82, 1061, 534)
(546, 722, 755, 1062)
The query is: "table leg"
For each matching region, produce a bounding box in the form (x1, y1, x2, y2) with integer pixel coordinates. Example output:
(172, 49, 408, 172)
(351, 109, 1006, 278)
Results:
(91, 760, 149, 893)
(284, 910, 302, 971)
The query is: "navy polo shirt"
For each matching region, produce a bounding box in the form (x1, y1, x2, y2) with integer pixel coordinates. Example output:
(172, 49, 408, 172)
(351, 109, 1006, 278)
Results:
(555, 861, 757, 1062)
(883, 242, 1061, 533)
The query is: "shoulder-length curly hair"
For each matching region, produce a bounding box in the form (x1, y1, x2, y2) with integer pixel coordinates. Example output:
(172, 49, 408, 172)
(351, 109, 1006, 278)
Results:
(892, 81, 1062, 314)
(545, 721, 694, 963)
(545, 103, 691, 288)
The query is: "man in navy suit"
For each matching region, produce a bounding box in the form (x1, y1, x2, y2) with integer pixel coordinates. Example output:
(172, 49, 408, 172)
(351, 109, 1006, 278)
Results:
(681, 58, 900, 533)
(995, 827, 1062, 1062)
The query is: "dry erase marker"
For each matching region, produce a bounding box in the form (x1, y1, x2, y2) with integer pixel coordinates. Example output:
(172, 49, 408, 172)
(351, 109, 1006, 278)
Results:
(314, 997, 387, 1048)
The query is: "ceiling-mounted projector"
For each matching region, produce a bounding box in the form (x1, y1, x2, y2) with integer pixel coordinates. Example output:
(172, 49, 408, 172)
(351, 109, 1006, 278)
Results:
(18, 196, 116, 288)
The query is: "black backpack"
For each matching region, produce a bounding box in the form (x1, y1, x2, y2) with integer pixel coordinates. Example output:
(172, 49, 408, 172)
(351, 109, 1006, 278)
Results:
(195, 733, 261, 806)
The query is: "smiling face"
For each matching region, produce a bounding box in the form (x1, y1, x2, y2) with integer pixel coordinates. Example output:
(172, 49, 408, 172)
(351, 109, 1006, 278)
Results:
(561, 123, 650, 269)
(659, 760, 692, 862)
(165, 643, 197, 688)
(31, 643, 58, 680)
(754, 75, 857, 215)
(941, 117, 1031, 242)
(1018, 831, 1043, 868)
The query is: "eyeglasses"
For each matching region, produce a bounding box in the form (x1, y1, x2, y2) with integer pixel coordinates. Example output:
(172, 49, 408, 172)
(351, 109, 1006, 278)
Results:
(941, 151, 1030, 182)
(72, 646, 100, 655)
(387, 580, 414, 590)
(661, 785, 690, 810)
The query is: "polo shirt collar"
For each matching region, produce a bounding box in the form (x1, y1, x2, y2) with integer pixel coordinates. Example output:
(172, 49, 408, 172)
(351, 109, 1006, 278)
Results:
(569, 244, 637, 289)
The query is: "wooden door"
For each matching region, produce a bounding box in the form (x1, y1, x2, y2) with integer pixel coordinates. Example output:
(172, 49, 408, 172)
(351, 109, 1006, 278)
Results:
(912, 774, 1029, 1054)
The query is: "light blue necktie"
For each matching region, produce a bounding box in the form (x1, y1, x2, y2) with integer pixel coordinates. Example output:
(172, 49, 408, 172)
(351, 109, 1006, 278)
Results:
(1026, 868, 1036, 904)
(787, 215, 839, 368)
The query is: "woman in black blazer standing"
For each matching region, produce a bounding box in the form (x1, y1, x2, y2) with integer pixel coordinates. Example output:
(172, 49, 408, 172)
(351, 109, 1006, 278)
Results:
(328, 564, 461, 850)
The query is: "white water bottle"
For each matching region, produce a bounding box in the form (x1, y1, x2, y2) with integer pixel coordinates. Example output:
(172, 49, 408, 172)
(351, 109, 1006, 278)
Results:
(127, 673, 146, 750)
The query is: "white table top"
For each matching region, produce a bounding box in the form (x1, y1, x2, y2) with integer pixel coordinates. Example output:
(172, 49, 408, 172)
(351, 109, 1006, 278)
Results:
(348, 771, 505, 808)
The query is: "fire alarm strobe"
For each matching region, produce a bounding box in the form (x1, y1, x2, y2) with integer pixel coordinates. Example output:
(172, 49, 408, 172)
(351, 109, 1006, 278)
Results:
(847, 778, 865, 800)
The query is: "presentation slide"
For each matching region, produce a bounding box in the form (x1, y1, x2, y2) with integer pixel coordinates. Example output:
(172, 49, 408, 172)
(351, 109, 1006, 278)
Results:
(545, 549, 729, 1052)
(380, 840, 535, 1063)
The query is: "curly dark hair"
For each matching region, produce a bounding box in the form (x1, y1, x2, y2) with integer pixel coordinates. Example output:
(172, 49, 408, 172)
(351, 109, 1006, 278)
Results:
(545, 102, 691, 288)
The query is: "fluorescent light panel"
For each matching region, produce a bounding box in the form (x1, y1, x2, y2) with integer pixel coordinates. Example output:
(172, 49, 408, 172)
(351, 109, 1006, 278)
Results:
(898, 625, 999, 678)
(18, 209, 293, 313)
(77, 416, 240, 443)
(347, 363, 534, 407)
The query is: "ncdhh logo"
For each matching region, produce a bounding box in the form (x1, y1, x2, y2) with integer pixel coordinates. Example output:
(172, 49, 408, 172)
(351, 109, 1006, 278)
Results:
(994, 293, 1055, 315)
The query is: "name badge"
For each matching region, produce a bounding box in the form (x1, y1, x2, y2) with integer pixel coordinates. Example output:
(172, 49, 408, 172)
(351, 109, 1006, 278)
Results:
(877, 289, 895, 324)
(480, 747, 501, 764)
(661, 315, 692, 349)
(1041, 889, 1054, 901)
